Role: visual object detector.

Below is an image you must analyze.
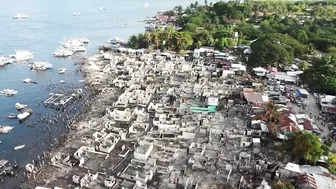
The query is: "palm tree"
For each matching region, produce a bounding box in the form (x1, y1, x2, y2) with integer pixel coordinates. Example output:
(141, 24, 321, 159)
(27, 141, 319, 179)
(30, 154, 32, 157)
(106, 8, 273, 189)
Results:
(174, 6, 183, 15)
(152, 30, 161, 49)
(262, 101, 282, 135)
(145, 32, 152, 48)
(163, 26, 175, 49)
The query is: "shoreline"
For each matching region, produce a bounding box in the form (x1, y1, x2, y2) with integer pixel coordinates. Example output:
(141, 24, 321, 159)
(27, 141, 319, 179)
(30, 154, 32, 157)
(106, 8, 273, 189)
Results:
(19, 52, 127, 188)
(0, 58, 95, 188)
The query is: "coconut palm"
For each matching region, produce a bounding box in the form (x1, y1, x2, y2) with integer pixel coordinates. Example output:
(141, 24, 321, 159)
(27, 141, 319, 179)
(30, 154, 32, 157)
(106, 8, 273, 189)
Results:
(163, 26, 175, 47)
(145, 32, 153, 48)
(152, 30, 161, 49)
(262, 101, 282, 135)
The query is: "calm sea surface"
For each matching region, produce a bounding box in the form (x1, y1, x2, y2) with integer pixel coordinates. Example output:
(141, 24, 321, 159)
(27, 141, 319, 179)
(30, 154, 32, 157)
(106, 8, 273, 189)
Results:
(0, 0, 217, 187)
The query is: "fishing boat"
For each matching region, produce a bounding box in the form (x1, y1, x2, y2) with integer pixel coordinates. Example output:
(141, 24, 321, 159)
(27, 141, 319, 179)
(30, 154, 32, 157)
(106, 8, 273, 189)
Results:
(9, 50, 33, 61)
(108, 37, 125, 45)
(30, 61, 53, 71)
(0, 57, 15, 65)
(15, 103, 27, 110)
(58, 68, 67, 74)
(78, 38, 90, 44)
(54, 48, 74, 57)
(23, 78, 32, 83)
(0, 126, 14, 134)
(1, 89, 18, 96)
(17, 112, 31, 121)
(13, 13, 29, 19)
(8, 113, 17, 119)
(14, 145, 25, 150)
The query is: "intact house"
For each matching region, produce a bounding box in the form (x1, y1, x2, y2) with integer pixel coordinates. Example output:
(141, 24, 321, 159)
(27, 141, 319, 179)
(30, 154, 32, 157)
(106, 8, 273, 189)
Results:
(320, 95, 336, 114)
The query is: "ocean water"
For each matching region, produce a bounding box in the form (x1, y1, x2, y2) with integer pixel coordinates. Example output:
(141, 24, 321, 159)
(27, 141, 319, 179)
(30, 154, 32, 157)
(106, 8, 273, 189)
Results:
(0, 0, 218, 187)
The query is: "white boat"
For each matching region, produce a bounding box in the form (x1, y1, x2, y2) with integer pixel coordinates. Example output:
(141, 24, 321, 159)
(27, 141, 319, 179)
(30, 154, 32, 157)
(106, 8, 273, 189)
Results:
(99, 7, 105, 11)
(60, 80, 66, 84)
(58, 68, 67, 74)
(108, 37, 124, 44)
(61, 40, 84, 48)
(8, 113, 17, 119)
(30, 61, 53, 71)
(13, 13, 29, 19)
(17, 112, 31, 120)
(0, 126, 14, 134)
(73, 12, 80, 16)
(54, 38, 89, 57)
(78, 38, 90, 43)
(54, 48, 74, 57)
(69, 46, 86, 52)
(0, 57, 15, 65)
(23, 78, 32, 83)
(9, 50, 34, 61)
(15, 103, 27, 110)
(144, 3, 150, 7)
(1, 89, 18, 96)
(14, 145, 25, 150)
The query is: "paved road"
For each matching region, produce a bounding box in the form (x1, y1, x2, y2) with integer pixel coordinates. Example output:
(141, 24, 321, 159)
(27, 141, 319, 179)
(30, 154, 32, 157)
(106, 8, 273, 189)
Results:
(288, 91, 330, 139)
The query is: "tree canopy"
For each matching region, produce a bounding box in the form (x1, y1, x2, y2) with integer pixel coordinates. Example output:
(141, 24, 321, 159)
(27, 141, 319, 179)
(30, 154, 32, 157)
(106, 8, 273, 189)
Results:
(128, 1, 336, 55)
(327, 154, 336, 175)
(248, 33, 306, 68)
(286, 131, 323, 164)
(301, 54, 336, 95)
(273, 181, 295, 189)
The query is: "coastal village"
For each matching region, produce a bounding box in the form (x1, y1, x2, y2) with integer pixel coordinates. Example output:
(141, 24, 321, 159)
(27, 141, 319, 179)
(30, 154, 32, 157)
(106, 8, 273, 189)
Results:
(0, 1, 336, 189)
(20, 46, 336, 189)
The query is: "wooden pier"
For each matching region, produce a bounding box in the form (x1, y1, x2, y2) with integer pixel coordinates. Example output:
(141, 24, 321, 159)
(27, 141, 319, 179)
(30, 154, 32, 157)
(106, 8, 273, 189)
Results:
(44, 94, 73, 106)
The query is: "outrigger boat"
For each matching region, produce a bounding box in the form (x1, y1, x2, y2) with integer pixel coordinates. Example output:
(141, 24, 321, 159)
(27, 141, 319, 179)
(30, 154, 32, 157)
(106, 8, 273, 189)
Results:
(8, 113, 17, 119)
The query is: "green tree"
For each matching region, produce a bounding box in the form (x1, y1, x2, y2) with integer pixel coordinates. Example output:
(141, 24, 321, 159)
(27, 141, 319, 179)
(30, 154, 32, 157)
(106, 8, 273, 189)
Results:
(301, 54, 336, 95)
(286, 131, 323, 164)
(273, 181, 295, 189)
(215, 37, 228, 51)
(145, 32, 153, 48)
(127, 35, 139, 49)
(152, 30, 162, 49)
(248, 33, 305, 69)
(327, 154, 336, 175)
(174, 5, 183, 15)
(298, 61, 309, 71)
(185, 23, 197, 32)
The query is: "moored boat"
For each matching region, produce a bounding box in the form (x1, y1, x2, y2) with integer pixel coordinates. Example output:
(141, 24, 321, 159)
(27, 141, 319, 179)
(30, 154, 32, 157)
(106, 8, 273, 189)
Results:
(23, 78, 32, 83)
(58, 68, 67, 74)
(14, 145, 25, 150)
(15, 103, 27, 110)
(30, 61, 53, 71)
(1, 89, 18, 96)
(17, 112, 31, 121)
(10, 50, 33, 61)
(0, 126, 14, 134)
(13, 13, 29, 19)
(8, 113, 17, 119)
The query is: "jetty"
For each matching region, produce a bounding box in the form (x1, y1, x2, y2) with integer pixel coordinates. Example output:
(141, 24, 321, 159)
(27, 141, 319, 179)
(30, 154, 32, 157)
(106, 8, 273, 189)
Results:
(44, 94, 73, 107)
